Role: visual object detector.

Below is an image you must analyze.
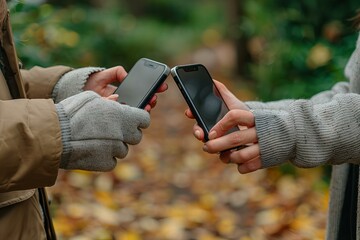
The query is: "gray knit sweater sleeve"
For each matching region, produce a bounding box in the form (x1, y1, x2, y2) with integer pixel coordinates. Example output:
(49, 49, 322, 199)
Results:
(245, 33, 360, 170)
(245, 81, 350, 111)
(254, 93, 360, 169)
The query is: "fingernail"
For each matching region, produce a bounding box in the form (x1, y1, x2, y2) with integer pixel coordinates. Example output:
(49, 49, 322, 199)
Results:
(222, 158, 231, 164)
(208, 131, 217, 140)
(194, 130, 201, 139)
(203, 144, 209, 152)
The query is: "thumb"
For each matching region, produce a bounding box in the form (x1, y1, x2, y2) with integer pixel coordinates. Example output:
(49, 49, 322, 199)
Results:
(209, 109, 254, 139)
(213, 80, 249, 111)
(103, 94, 119, 101)
(101, 66, 128, 85)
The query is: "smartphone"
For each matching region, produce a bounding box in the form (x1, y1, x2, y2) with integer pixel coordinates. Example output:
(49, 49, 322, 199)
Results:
(171, 63, 239, 141)
(114, 58, 170, 109)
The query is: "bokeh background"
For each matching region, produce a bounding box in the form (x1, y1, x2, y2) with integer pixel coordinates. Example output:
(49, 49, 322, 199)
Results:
(8, 0, 360, 239)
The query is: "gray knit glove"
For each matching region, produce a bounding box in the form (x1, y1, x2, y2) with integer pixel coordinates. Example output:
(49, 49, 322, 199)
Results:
(52, 67, 105, 103)
(55, 91, 150, 171)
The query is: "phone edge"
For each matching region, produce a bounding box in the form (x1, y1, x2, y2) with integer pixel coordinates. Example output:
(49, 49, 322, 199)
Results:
(170, 65, 210, 141)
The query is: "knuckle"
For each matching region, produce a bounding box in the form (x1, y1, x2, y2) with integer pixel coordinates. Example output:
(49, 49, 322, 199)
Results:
(232, 150, 249, 163)
(237, 150, 247, 160)
(229, 131, 243, 146)
(205, 143, 216, 153)
(247, 161, 257, 171)
(226, 110, 238, 121)
(117, 66, 126, 72)
(237, 164, 246, 174)
(134, 132, 143, 144)
(116, 143, 129, 158)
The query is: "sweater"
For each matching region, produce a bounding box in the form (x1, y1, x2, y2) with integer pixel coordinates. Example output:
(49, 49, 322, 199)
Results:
(245, 32, 360, 240)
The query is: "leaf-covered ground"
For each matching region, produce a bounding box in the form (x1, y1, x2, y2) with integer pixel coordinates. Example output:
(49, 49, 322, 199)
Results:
(49, 65, 329, 240)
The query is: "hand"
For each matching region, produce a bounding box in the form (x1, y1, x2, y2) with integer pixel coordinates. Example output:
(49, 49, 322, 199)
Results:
(203, 109, 261, 174)
(56, 91, 150, 171)
(85, 66, 168, 112)
(184, 80, 261, 174)
(84, 66, 127, 96)
(185, 80, 250, 141)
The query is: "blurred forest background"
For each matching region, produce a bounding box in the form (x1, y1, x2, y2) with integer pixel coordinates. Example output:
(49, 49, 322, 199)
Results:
(8, 0, 360, 239)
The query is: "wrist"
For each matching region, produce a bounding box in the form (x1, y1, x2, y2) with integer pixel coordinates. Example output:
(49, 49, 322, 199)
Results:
(253, 109, 296, 168)
(52, 67, 105, 103)
(55, 103, 72, 167)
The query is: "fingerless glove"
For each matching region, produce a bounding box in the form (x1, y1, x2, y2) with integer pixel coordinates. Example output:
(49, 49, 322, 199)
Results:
(52, 67, 104, 103)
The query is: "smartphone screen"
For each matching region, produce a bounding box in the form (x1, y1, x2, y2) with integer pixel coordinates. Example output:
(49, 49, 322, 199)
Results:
(171, 64, 238, 141)
(114, 58, 170, 108)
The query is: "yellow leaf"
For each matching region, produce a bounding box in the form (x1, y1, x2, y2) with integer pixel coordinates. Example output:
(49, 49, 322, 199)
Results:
(199, 193, 217, 209)
(187, 204, 210, 224)
(94, 190, 117, 208)
(255, 208, 283, 226)
(114, 163, 142, 181)
(216, 218, 235, 236)
(52, 216, 76, 237)
(94, 174, 114, 192)
(307, 44, 332, 69)
(67, 171, 92, 188)
(116, 230, 141, 240)
(158, 218, 185, 240)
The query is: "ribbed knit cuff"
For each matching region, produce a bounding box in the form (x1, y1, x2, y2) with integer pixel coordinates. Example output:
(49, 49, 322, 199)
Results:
(52, 67, 105, 103)
(55, 104, 72, 168)
(246, 100, 296, 111)
(253, 109, 296, 168)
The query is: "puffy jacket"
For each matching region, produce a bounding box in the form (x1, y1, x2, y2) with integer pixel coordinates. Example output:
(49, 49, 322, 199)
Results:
(0, 10, 71, 239)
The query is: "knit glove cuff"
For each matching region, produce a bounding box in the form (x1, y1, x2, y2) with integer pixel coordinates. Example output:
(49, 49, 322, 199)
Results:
(52, 67, 105, 103)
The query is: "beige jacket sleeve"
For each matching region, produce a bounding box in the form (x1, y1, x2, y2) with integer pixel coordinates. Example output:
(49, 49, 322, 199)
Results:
(0, 66, 71, 192)
(20, 65, 72, 99)
(0, 98, 62, 192)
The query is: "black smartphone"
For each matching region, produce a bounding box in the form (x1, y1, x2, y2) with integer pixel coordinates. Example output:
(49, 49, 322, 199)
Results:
(171, 63, 239, 141)
(114, 58, 170, 109)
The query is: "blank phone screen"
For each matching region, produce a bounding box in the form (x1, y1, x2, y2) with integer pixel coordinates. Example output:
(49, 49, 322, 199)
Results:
(176, 65, 230, 132)
(114, 59, 167, 108)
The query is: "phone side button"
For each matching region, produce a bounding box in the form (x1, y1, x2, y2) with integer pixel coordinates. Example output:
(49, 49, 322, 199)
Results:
(176, 83, 182, 90)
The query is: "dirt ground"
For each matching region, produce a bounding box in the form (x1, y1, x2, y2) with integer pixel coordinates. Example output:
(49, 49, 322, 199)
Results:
(49, 48, 329, 239)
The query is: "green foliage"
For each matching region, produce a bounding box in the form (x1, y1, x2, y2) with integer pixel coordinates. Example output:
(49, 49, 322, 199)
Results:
(240, 0, 359, 100)
(8, 0, 225, 69)
(9, 0, 359, 98)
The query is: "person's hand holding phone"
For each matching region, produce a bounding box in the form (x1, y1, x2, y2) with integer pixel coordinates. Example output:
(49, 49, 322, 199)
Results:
(185, 80, 250, 140)
(144, 85, 168, 112)
(84, 65, 168, 112)
(205, 109, 261, 174)
(113, 58, 170, 111)
(185, 80, 261, 174)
